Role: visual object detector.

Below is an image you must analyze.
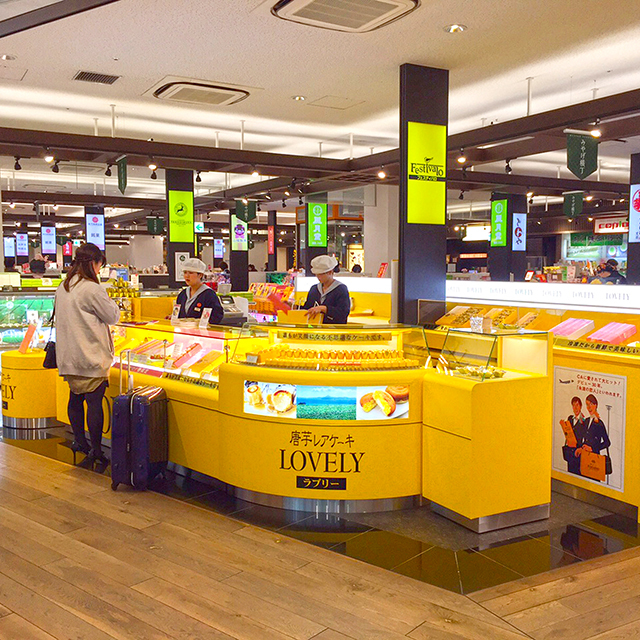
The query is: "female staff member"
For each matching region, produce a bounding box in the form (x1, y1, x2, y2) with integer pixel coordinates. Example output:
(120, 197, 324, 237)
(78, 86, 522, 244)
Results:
(303, 255, 350, 324)
(563, 396, 586, 475)
(55, 243, 120, 471)
(579, 394, 611, 455)
(176, 258, 224, 324)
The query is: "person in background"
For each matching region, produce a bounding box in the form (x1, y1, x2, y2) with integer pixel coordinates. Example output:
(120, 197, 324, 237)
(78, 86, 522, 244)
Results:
(218, 261, 230, 277)
(55, 243, 120, 472)
(303, 255, 350, 324)
(3, 258, 17, 272)
(248, 264, 257, 272)
(600, 259, 627, 284)
(351, 264, 362, 273)
(29, 253, 46, 275)
(176, 258, 224, 323)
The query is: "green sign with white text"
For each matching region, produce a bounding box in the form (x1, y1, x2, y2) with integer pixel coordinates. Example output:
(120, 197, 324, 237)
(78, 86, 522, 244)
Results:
(567, 134, 598, 180)
(168, 190, 194, 243)
(307, 203, 328, 247)
(490, 199, 508, 247)
(570, 232, 623, 247)
(563, 191, 584, 218)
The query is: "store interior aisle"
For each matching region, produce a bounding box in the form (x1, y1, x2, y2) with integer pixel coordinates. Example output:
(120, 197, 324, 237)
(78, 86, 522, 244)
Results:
(0, 441, 527, 640)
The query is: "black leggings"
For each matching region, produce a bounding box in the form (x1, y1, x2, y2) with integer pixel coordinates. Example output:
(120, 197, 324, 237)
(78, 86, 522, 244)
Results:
(67, 381, 108, 455)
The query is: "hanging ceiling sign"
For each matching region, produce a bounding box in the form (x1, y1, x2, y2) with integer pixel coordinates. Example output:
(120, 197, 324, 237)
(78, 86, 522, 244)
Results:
(512, 213, 527, 252)
(41, 225, 56, 255)
(490, 199, 508, 247)
(563, 191, 584, 218)
(85, 213, 105, 250)
(567, 134, 598, 179)
(594, 217, 628, 234)
(15, 233, 28, 257)
(307, 203, 328, 247)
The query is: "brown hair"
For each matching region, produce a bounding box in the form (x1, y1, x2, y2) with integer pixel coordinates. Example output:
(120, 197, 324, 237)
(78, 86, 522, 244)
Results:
(585, 394, 598, 407)
(63, 243, 105, 292)
(571, 396, 582, 407)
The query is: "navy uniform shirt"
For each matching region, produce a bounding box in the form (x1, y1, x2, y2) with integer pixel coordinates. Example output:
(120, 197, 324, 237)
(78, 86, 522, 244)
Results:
(302, 281, 351, 324)
(176, 285, 224, 324)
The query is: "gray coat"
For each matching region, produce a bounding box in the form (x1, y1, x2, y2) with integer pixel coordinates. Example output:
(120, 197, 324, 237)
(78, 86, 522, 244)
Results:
(55, 277, 120, 378)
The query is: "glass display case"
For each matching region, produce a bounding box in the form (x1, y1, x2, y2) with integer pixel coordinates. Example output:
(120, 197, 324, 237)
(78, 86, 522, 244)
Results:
(113, 320, 244, 387)
(231, 323, 429, 371)
(434, 327, 549, 381)
(0, 291, 55, 347)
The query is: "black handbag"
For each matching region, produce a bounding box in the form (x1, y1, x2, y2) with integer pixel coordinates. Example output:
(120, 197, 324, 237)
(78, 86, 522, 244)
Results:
(42, 307, 57, 369)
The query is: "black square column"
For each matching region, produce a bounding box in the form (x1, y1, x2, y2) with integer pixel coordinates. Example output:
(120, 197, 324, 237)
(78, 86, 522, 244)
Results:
(398, 64, 449, 324)
(267, 210, 277, 271)
(627, 154, 640, 285)
(165, 169, 195, 288)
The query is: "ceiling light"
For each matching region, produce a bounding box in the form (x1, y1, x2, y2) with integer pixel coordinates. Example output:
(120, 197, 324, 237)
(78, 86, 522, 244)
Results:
(265, 192, 272, 200)
(585, 194, 594, 201)
(148, 159, 157, 171)
(280, 230, 285, 235)
(591, 129, 602, 138)
(105, 164, 112, 177)
(537, 220, 541, 225)
(241, 198, 248, 205)
(9, 202, 15, 209)
(377, 168, 386, 179)
(458, 191, 464, 200)
(444, 23, 467, 33)
(568, 218, 573, 223)
(284, 190, 291, 197)
(526, 191, 534, 198)
(257, 204, 261, 212)
(44, 149, 55, 163)
(293, 96, 306, 101)
(0, 54, 16, 61)
(454, 226, 460, 231)
(588, 217, 594, 221)
(195, 171, 202, 183)
(114, 223, 119, 228)
(51, 160, 60, 173)
(250, 167, 259, 177)
(341, 232, 346, 237)
(298, 197, 303, 206)
(529, 198, 533, 205)
(505, 160, 512, 174)
(13, 156, 21, 171)
(52, 204, 59, 211)
(457, 149, 466, 164)
(282, 200, 287, 208)
(150, 170, 157, 180)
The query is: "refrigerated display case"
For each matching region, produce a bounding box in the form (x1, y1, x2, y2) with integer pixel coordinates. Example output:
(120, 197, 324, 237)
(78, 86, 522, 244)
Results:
(0, 291, 54, 347)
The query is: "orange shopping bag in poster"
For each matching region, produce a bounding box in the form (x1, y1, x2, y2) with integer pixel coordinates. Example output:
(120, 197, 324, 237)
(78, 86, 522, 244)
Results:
(580, 451, 606, 482)
(560, 420, 577, 448)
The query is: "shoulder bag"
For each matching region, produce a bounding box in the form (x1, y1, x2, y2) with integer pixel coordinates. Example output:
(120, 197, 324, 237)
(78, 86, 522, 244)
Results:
(42, 307, 57, 369)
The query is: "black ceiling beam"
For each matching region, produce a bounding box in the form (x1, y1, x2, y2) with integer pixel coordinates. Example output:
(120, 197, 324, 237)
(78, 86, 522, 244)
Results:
(0, 0, 121, 38)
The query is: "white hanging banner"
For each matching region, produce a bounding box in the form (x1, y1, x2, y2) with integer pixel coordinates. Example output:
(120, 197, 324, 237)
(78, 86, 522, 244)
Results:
(512, 213, 527, 252)
(85, 213, 105, 250)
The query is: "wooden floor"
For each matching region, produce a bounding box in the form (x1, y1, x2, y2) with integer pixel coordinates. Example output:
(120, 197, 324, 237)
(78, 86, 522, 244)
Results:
(0, 442, 637, 640)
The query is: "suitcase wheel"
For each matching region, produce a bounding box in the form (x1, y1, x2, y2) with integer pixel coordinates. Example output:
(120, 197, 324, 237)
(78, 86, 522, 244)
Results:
(111, 482, 118, 491)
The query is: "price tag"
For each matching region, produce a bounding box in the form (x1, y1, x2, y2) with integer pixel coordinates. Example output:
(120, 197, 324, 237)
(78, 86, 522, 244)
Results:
(130, 273, 139, 288)
(170, 304, 180, 325)
(199, 308, 212, 328)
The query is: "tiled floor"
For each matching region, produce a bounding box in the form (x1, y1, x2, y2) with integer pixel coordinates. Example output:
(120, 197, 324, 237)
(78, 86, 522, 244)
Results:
(5, 430, 640, 596)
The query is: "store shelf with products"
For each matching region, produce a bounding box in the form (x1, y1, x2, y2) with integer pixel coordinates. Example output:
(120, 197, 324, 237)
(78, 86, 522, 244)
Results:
(0, 290, 54, 347)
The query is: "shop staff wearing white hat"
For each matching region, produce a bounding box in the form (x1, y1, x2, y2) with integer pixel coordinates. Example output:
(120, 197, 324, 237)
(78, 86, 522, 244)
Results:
(303, 255, 351, 324)
(176, 258, 224, 323)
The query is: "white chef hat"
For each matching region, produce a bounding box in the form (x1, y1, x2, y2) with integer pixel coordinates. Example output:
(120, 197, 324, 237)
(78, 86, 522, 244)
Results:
(310, 255, 338, 275)
(182, 258, 207, 274)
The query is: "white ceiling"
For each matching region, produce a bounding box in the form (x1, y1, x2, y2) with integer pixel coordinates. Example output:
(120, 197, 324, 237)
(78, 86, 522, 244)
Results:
(1, 0, 640, 211)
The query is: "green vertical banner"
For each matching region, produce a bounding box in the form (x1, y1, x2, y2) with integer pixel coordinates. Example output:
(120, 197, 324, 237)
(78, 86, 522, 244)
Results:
(490, 199, 508, 247)
(168, 190, 195, 243)
(563, 191, 584, 217)
(307, 203, 328, 247)
(567, 134, 598, 179)
(146, 216, 164, 234)
(235, 199, 257, 222)
(116, 156, 127, 195)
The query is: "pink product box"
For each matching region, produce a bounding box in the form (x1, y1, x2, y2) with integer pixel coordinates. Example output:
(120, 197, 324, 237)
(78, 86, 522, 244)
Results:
(587, 322, 637, 345)
(551, 318, 595, 340)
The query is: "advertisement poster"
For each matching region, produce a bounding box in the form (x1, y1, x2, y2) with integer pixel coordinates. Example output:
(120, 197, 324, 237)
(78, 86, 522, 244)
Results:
(168, 190, 195, 243)
(85, 213, 105, 250)
(174, 252, 190, 281)
(512, 213, 526, 252)
(406, 121, 447, 224)
(41, 225, 56, 255)
(553, 366, 625, 492)
(15, 233, 28, 257)
(307, 203, 327, 248)
(629, 184, 640, 243)
(244, 381, 410, 421)
(214, 238, 225, 259)
(231, 215, 248, 251)
(490, 200, 507, 247)
(3, 237, 15, 258)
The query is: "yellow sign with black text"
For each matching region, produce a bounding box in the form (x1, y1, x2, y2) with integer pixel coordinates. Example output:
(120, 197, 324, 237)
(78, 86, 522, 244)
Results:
(407, 122, 447, 224)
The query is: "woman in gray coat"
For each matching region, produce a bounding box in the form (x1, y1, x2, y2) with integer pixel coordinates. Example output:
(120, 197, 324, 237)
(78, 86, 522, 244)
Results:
(55, 243, 120, 471)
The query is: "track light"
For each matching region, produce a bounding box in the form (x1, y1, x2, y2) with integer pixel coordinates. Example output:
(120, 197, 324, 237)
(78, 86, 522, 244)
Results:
(9, 201, 15, 209)
(298, 197, 303, 206)
(150, 170, 157, 180)
(13, 156, 21, 171)
(590, 128, 602, 138)
(457, 149, 466, 164)
(257, 204, 261, 212)
(526, 191, 534, 198)
(282, 200, 287, 208)
(585, 194, 594, 201)
(241, 197, 248, 205)
(377, 168, 386, 179)
(148, 158, 157, 171)
(284, 189, 291, 197)
(51, 160, 60, 173)
(44, 149, 54, 163)
(53, 204, 59, 211)
(195, 171, 202, 183)
(105, 164, 112, 177)
(458, 190, 464, 200)
(454, 226, 460, 231)
(250, 166, 259, 178)
(505, 160, 512, 174)
(529, 198, 534, 205)
(265, 192, 272, 200)
(568, 218, 573, 223)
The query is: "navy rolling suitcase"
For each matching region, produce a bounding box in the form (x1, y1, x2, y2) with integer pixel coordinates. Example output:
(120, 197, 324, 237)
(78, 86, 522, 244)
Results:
(111, 351, 169, 491)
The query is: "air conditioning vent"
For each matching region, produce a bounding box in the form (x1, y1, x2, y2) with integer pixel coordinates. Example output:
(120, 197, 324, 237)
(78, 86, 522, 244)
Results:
(73, 70, 120, 85)
(272, 0, 419, 32)
(153, 82, 249, 106)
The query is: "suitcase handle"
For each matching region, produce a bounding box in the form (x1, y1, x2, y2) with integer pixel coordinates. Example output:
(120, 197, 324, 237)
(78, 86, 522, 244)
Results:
(119, 349, 133, 395)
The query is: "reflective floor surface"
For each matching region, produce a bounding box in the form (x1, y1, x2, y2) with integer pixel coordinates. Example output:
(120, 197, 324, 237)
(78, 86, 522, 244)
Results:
(4, 429, 639, 595)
